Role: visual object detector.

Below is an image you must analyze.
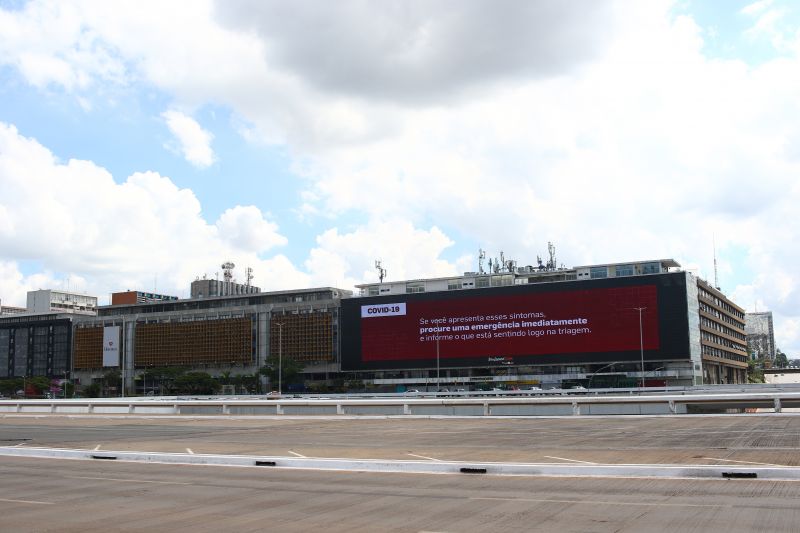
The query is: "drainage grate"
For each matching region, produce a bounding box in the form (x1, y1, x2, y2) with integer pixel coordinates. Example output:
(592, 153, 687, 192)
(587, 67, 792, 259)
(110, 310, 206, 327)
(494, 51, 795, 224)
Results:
(91, 455, 117, 460)
(722, 472, 757, 479)
(255, 461, 277, 467)
(460, 467, 487, 474)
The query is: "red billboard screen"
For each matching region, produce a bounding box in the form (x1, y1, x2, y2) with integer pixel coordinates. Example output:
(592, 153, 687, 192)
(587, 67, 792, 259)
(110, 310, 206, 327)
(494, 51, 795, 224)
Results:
(358, 285, 659, 363)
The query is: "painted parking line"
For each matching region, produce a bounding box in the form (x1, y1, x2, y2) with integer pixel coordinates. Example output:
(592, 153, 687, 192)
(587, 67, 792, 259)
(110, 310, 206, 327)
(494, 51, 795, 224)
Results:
(66, 475, 192, 486)
(407, 453, 441, 461)
(543, 455, 596, 465)
(288, 450, 306, 458)
(702, 457, 782, 467)
(0, 497, 54, 505)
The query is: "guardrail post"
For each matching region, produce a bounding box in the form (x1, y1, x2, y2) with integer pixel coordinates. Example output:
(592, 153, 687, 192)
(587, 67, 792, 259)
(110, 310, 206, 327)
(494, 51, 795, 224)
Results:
(336, 403, 344, 415)
(222, 404, 230, 415)
(572, 401, 580, 416)
(128, 404, 134, 414)
(403, 403, 411, 415)
(276, 403, 284, 415)
(668, 400, 676, 414)
(50, 403, 56, 413)
(774, 398, 782, 413)
(173, 403, 179, 415)
(483, 402, 490, 416)
(87, 403, 93, 414)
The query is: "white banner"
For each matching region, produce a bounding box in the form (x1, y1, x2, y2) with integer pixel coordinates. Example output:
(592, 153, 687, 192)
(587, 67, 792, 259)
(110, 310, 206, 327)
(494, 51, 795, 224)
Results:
(361, 303, 406, 318)
(102, 326, 120, 367)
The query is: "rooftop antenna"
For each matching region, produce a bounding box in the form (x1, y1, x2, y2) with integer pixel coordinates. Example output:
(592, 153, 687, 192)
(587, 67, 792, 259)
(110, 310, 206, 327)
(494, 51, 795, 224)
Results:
(499, 251, 505, 272)
(245, 267, 254, 287)
(221, 261, 235, 282)
(547, 242, 557, 271)
(713, 235, 720, 291)
(478, 249, 486, 274)
(375, 260, 387, 283)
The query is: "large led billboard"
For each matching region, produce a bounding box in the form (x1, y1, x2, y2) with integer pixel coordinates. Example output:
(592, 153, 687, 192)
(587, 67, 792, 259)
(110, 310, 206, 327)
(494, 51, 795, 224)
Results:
(341, 273, 691, 370)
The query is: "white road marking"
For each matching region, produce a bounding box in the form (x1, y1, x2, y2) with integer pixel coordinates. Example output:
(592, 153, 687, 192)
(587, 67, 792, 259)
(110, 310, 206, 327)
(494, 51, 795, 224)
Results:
(186, 448, 194, 455)
(0, 497, 53, 505)
(66, 475, 192, 486)
(407, 453, 441, 461)
(471, 497, 728, 508)
(543, 455, 596, 464)
(702, 457, 782, 466)
(13, 443, 24, 447)
(288, 450, 306, 458)
(93, 444, 101, 451)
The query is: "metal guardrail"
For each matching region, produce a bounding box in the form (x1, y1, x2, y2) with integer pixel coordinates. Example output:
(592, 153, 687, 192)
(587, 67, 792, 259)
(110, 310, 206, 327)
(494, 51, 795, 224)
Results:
(1, 389, 799, 416)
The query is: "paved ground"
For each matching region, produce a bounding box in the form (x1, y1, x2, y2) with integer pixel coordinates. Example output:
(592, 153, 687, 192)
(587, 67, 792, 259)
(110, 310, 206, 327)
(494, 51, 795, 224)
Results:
(1, 455, 800, 532)
(1, 414, 800, 466)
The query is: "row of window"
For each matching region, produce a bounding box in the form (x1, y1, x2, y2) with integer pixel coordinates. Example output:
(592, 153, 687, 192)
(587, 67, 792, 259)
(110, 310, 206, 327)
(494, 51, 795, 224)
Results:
(700, 316, 746, 342)
(698, 287, 745, 320)
(702, 344, 747, 363)
(699, 303, 745, 335)
(701, 330, 747, 352)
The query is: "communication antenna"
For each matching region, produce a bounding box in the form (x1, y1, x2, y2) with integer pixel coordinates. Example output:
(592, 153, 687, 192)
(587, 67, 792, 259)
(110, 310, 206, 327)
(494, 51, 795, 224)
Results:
(375, 260, 387, 283)
(547, 242, 557, 271)
(478, 249, 486, 274)
(499, 251, 505, 272)
(245, 267, 254, 287)
(221, 261, 235, 282)
(713, 236, 720, 291)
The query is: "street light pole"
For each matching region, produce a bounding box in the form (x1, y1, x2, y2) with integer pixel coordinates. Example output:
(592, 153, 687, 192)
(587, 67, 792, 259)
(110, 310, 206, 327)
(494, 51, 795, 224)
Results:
(277, 322, 283, 396)
(633, 307, 647, 388)
(436, 336, 440, 392)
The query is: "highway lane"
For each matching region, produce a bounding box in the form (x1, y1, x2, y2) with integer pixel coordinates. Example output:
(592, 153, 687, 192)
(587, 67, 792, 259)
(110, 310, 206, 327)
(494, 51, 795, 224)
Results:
(1, 455, 799, 532)
(1, 414, 800, 466)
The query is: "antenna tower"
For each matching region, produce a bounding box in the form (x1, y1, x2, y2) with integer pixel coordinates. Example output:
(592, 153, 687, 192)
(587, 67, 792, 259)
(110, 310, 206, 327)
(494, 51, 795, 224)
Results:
(713, 236, 720, 290)
(375, 260, 387, 283)
(245, 267, 254, 287)
(478, 249, 486, 274)
(221, 261, 235, 282)
(547, 242, 557, 270)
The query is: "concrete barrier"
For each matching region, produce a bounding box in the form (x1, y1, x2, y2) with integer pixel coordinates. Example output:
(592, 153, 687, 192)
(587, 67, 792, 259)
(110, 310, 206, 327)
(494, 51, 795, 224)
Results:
(2, 390, 800, 417)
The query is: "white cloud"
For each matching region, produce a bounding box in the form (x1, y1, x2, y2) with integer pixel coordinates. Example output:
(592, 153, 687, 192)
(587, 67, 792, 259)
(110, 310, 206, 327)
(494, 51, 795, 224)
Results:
(2, 1, 800, 355)
(0, 122, 293, 301)
(161, 110, 216, 168)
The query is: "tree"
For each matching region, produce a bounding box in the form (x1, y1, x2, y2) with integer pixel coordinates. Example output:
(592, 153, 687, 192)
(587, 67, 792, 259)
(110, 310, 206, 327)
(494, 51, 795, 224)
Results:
(173, 372, 219, 395)
(82, 382, 102, 398)
(775, 349, 789, 368)
(747, 357, 765, 383)
(259, 354, 304, 391)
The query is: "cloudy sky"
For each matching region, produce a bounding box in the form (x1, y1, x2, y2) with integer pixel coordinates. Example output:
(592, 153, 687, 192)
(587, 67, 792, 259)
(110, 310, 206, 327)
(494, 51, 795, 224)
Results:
(0, 0, 799, 353)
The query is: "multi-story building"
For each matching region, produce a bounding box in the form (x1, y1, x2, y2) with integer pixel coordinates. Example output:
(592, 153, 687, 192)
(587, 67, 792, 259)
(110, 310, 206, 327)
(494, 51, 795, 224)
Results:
(745, 311, 776, 362)
(72, 287, 351, 392)
(349, 258, 747, 387)
(26, 289, 97, 315)
(111, 291, 179, 305)
(0, 313, 73, 378)
(0, 304, 28, 316)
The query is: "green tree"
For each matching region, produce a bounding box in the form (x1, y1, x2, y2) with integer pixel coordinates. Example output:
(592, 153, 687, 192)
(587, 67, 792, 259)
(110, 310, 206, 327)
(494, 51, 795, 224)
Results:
(82, 382, 102, 398)
(259, 354, 304, 391)
(748, 357, 765, 383)
(775, 349, 789, 368)
(173, 372, 219, 395)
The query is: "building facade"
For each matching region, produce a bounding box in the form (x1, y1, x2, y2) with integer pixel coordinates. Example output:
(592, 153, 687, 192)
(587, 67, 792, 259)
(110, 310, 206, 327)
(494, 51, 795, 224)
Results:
(27, 289, 98, 315)
(745, 311, 776, 363)
(0, 313, 73, 378)
(111, 291, 179, 305)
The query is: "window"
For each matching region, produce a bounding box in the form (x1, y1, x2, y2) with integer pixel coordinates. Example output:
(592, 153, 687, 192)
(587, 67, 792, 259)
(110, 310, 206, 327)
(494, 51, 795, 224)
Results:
(367, 287, 379, 296)
(590, 266, 608, 279)
(447, 281, 460, 291)
(641, 262, 660, 274)
(406, 283, 425, 294)
(476, 277, 490, 288)
(615, 264, 634, 277)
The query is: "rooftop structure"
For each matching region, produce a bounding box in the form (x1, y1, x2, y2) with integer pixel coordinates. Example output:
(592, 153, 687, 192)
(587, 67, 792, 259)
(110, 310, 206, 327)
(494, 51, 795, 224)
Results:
(111, 291, 179, 306)
(26, 289, 97, 315)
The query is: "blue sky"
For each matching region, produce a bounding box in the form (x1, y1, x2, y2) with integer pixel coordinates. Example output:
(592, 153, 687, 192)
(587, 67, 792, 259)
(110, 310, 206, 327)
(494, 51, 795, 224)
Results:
(1, 0, 799, 353)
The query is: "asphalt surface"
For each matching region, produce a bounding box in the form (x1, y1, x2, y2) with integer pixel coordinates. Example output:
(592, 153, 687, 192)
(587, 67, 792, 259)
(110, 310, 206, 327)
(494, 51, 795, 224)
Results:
(1, 414, 799, 466)
(2, 455, 800, 532)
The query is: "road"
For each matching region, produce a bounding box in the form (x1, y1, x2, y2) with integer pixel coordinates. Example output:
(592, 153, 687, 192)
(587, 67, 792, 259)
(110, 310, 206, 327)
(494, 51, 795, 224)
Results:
(1, 414, 799, 466)
(1, 455, 799, 532)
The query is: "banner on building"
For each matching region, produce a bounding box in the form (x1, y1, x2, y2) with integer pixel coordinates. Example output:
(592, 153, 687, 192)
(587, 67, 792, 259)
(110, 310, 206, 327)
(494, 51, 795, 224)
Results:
(103, 326, 120, 367)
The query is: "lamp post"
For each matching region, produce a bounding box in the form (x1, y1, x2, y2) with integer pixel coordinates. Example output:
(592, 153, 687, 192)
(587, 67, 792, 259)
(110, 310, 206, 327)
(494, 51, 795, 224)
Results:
(632, 307, 647, 388)
(436, 336, 440, 392)
(587, 362, 619, 389)
(275, 321, 283, 395)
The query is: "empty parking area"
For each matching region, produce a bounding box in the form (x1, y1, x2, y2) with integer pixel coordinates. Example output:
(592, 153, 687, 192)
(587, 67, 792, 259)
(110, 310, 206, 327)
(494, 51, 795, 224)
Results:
(1, 414, 800, 466)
